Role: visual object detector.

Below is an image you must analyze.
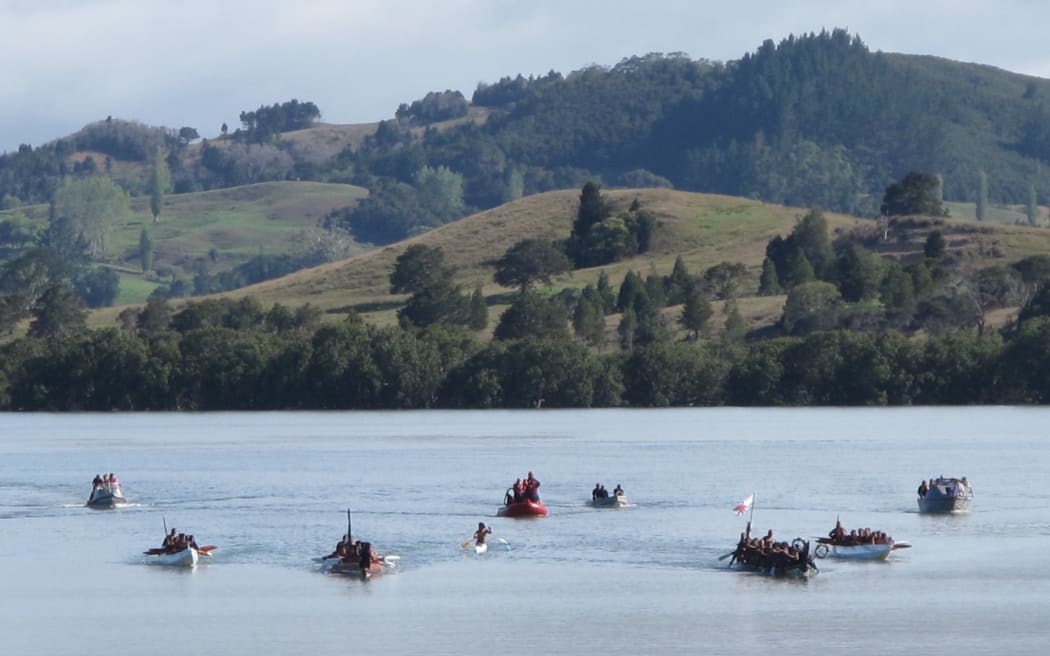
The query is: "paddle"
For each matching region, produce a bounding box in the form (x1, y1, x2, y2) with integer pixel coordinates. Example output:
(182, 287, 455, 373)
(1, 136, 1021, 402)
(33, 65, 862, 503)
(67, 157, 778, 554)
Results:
(198, 545, 217, 556)
(717, 551, 736, 561)
(461, 539, 473, 549)
(891, 542, 912, 550)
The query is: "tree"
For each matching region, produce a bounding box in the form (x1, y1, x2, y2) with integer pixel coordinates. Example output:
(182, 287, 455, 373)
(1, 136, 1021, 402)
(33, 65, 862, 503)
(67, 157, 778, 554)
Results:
(792, 208, 834, 277)
(758, 257, 782, 295)
(679, 288, 713, 340)
(390, 245, 451, 294)
(781, 281, 843, 335)
(149, 146, 171, 223)
(494, 239, 571, 293)
(572, 284, 606, 349)
(881, 172, 944, 217)
(492, 291, 569, 340)
(51, 176, 129, 258)
(924, 230, 946, 260)
(468, 286, 488, 331)
(702, 261, 749, 300)
(178, 127, 200, 145)
(667, 255, 693, 304)
(976, 170, 988, 221)
(836, 244, 884, 302)
(413, 165, 466, 221)
(28, 285, 87, 342)
(572, 181, 611, 239)
(139, 229, 154, 273)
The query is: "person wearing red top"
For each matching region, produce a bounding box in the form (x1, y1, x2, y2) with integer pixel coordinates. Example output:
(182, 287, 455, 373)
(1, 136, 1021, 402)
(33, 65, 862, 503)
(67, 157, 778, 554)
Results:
(524, 471, 540, 501)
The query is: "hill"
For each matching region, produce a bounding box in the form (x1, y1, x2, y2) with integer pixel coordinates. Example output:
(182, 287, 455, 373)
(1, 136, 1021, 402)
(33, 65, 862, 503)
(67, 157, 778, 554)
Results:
(89, 187, 1050, 335)
(1, 181, 368, 304)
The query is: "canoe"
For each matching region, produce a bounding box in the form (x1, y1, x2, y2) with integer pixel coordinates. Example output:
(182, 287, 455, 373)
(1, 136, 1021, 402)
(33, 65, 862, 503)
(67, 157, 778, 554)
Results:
(86, 487, 128, 509)
(475, 542, 488, 554)
(325, 558, 392, 579)
(145, 547, 198, 567)
(918, 477, 973, 513)
(590, 495, 628, 508)
(497, 499, 548, 518)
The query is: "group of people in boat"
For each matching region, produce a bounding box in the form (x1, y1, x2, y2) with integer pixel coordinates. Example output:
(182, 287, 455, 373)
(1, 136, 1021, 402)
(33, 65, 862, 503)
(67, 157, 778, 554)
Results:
(91, 473, 121, 491)
(917, 475, 969, 498)
(591, 483, 624, 500)
(823, 519, 893, 546)
(504, 471, 541, 505)
(730, 527, 815, 576)
(160, 528, 199, 553)
(324, 534, 381, 571)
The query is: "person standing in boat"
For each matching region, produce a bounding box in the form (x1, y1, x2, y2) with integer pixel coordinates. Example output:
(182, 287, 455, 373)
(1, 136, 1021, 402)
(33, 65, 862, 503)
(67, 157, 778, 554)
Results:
(474, 522, 491, 547)
(592, 483, 603, 500)
(917, 480, 928, 498)
(524, 472, 540, 501)
(512, 479, 524, 502)
(92, 474, 103, 490)
(613, 484, 624, 497)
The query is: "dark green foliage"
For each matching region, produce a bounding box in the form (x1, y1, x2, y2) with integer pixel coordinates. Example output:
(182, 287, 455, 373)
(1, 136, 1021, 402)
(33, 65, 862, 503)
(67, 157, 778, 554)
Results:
(468, 286, 488, 331)
(237, 99, 320, 143)
(882, 172, 945, 216)
(835, 245, 884, 302)
(621, 341, 728, 407)
(494, 239, 571, 292)
(702, 262, 749, 300)
(596, 270, 617, 314)
(763, 210, 829, 290)
(758, 258, 782, 296)
(924, 230, 946, 259)
(781, 281, 843, 335)
(666, 256, 693, 304)
(572, 284, 607, 348)
(73, 266, 120, 308)
(397, 90, 469, 124)
(139, 229, 153, 273)
(679, 289, 712, 340)
(391, 245, 451, 294)
(566, 184, 656, 267)
(493, 291, 569, 341)
(28, 285, 87, 342)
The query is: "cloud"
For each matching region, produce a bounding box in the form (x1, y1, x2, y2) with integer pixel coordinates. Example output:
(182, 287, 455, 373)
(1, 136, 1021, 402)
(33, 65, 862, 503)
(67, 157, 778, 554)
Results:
(3, 0, 1050, 152)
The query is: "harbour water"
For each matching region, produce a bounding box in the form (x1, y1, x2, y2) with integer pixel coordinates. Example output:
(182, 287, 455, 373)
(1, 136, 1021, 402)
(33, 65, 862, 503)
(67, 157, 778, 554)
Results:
(1, 408, 1047, 654)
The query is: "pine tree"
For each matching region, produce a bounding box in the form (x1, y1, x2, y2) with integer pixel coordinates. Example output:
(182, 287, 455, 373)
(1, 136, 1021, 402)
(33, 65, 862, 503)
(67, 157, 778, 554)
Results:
(149, 146, 171, 223)
(758, 257, 782, 295)
(679, 289, 713, 340)
(468, 286, 488, 331)
(139, 229, 153, 273)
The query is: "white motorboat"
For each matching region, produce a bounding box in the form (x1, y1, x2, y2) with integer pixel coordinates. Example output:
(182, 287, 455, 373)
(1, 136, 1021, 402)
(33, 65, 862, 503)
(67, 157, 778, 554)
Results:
(590, 494, 629, 508)
(86, 484, 127, 509)
(918, 477, 973, 513)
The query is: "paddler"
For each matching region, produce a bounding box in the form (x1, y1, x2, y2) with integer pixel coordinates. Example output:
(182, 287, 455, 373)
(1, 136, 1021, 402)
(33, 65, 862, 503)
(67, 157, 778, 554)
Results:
(474, 522, 492, 547)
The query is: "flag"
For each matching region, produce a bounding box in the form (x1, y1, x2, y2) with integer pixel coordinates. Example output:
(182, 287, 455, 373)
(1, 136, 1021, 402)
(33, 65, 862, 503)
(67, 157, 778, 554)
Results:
(734, 494, 753, 516)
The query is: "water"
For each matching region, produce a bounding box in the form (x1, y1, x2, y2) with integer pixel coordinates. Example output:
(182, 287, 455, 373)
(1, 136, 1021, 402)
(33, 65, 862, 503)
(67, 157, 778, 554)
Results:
(1, 408, 1048, 654)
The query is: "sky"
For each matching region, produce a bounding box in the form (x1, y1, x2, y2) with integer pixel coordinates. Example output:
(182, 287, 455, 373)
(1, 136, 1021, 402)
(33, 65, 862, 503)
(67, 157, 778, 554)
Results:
(4, 0, 1050, 153)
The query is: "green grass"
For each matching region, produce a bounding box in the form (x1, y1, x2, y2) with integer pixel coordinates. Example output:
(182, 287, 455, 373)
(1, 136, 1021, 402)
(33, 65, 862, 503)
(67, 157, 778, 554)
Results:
(115, 273, 162, 305)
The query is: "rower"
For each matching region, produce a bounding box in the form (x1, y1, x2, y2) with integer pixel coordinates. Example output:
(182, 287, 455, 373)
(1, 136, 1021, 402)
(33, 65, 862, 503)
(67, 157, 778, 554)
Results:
(474, 522, 492, 546)
(163, 528, 177, 548)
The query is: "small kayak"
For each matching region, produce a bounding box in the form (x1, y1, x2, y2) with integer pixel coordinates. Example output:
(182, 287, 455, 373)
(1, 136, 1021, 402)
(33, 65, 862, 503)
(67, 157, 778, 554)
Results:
(475, 542, 488, 554)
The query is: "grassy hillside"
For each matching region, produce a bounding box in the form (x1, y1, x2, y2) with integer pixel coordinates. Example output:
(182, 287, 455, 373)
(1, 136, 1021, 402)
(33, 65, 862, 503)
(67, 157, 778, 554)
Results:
(2, 180, 368, 304)
(89, 187, 1050, 333)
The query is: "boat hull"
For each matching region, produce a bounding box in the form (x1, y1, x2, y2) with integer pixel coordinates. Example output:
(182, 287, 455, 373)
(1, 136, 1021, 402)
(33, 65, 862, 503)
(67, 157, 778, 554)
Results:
(327, 559, 384, 579)
(497, 499, 548, 517)
(828, 542, 894, 560)
(146, 547, 198, 567)
(733, 562, 818, 579)
(86, 488, 127, 509)
(590, 495, 628, 508)
(475, 543, 488, 554)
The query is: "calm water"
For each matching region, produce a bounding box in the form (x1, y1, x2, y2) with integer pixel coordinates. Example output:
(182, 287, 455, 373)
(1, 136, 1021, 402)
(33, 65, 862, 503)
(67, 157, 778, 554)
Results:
(1, 408, 1048, 655)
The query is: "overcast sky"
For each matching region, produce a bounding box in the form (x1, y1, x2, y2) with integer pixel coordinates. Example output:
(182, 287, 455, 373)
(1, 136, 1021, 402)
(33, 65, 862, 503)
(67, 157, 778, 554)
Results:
(4, 0, 1050, 153)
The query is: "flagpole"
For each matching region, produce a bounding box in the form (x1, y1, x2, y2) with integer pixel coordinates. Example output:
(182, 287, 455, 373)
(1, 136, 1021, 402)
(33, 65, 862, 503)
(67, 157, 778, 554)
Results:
(747, 492, 755, 538)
